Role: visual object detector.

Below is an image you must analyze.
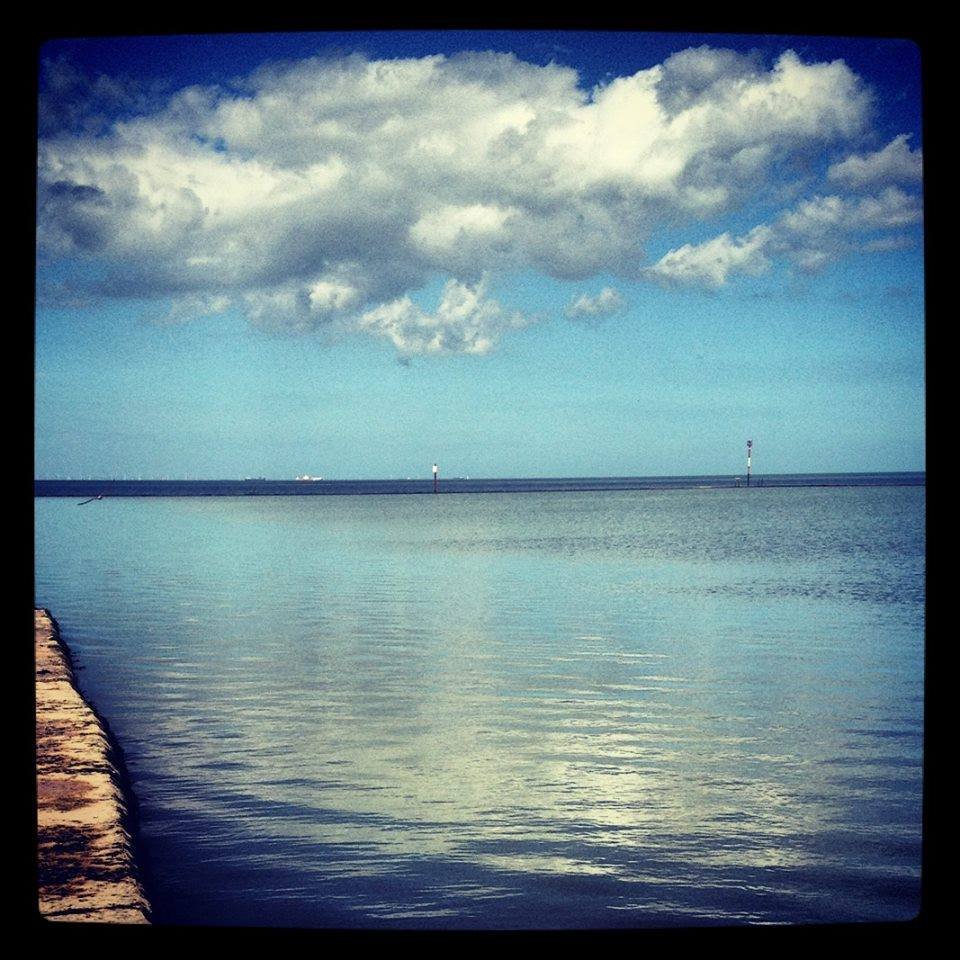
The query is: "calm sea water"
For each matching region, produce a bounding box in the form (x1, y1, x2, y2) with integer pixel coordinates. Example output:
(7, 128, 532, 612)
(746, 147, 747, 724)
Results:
(34, 483, 925, 928)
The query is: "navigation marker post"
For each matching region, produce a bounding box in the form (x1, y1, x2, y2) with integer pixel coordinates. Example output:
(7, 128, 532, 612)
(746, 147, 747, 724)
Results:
(746, 439, 753, 487)
(433, 463, 439, 494)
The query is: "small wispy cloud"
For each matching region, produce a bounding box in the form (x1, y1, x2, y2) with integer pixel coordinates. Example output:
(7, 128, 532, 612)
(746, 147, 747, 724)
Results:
(357, 277, 528, 357)
(565, 287, 626, 320)
(644, 187, 923, 289)
(827, 134, 923, 190)
(643, 228, 773, 289)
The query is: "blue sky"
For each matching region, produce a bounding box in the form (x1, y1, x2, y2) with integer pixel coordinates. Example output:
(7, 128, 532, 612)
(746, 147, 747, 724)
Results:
(35, 31, 924, 479)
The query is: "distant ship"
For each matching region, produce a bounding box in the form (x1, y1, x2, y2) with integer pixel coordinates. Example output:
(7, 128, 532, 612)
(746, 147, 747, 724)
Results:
(295, 475, 323, 481)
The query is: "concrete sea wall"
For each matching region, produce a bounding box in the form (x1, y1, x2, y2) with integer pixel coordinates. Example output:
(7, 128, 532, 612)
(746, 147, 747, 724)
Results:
(35, 608, 151, 923)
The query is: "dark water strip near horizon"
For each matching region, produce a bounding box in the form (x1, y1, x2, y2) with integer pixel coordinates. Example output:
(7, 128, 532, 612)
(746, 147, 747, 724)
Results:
(35, 472, 925, 499)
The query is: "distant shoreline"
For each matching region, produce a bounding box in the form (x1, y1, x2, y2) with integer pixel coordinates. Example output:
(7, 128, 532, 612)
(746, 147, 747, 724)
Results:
(34, 473, 925, 498)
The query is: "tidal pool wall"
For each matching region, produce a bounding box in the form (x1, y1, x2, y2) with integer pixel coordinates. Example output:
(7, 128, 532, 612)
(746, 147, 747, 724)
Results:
(35, 608, 151, 924)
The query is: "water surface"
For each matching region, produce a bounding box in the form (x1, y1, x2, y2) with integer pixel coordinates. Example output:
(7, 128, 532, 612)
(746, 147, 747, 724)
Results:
(34, 484, 925, 928)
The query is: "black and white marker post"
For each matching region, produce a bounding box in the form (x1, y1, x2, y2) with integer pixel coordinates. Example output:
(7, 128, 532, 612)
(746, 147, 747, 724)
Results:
(746, 439, 753, 487)
(433, 462, 439, 494)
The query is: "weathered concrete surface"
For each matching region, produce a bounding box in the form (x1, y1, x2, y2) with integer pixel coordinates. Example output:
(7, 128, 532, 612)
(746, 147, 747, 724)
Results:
(36, 608, 151, 923)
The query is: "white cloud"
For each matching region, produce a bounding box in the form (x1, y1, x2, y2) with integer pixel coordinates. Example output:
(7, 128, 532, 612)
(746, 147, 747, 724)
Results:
(409, 203, 520, 276)
(828, 134, 922, 189)
(566, 287, 627, 319)
(37, 46, 892, 353)
(779, 187, 922, 237)
(644, 227, 773, 288)
(646, 186, 923, 288)
(307, 279, 360, 315)
(148, 293, 232, 326)
(862, 235, 915, 253)
(357, 277, 528, 356)
(410, 203, 517, 252)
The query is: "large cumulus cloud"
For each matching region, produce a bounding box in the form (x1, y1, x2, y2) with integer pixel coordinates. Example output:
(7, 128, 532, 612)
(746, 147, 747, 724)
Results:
(37, 44, 918, 354)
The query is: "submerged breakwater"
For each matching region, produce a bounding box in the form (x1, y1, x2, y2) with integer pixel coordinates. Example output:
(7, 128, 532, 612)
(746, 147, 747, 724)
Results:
(33, 472, 925, 499)
(35, 609, 150, 924)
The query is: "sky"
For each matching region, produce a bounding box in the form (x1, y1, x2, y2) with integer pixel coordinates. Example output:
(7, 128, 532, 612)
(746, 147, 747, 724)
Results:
(34, 30, 925, 480)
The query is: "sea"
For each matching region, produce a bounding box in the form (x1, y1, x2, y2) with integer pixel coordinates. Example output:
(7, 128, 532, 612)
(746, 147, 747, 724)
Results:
(33, 474, 925, 929)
